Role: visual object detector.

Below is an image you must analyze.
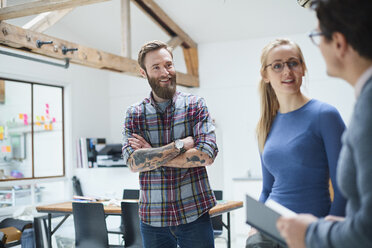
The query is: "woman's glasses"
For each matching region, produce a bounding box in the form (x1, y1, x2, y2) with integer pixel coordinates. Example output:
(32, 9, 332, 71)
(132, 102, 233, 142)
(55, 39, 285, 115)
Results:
(264, 59, 302, 73)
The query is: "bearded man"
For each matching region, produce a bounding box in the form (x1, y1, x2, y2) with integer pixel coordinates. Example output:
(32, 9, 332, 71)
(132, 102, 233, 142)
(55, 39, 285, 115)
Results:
(122, 40, 219, 248)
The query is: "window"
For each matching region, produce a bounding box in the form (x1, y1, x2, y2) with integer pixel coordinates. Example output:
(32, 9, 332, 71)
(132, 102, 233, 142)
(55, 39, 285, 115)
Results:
(0, 78, 65, 182)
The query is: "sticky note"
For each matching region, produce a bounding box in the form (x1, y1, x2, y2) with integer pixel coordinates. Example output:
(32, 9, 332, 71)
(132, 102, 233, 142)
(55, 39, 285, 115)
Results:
(36, 121, 41, 126)
(19, 113, 24, 119)
(24, 119, 28, 125)
(0, 126, 3, 132)
(41, 116, 45, 121)
(52, 118, 56, 123)
(49, 124, 53, 130)
(1, 146, 6, 153)
(24, 114, 28, 119)
(36, 116, 40, 121)
(46, 103, 49, 108)
(44, 124, 48, 130)
(0, 133, 3, 140)
(6, 146, 11, 152)
(46, 109, 49, 114)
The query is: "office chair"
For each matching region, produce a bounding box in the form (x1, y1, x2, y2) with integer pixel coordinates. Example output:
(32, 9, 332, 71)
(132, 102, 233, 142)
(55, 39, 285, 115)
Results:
(0, 218, 32, 247)
(0, 231, 6, 248)
(72, 202, 124, 248)
(72, 176, 84, 196)
(123, 189, 140, 200)
(121, 201, 143, 247)
(211, 190, 224, 238)
(108, 189, 140, 236)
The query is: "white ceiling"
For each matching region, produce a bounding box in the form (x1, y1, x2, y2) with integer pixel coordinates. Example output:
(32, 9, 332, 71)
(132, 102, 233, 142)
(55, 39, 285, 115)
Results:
(6, 0, 317, 57)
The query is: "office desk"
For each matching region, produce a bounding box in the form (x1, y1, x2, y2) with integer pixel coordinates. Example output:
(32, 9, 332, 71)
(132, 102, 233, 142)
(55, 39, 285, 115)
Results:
(37, 200, 243, 248)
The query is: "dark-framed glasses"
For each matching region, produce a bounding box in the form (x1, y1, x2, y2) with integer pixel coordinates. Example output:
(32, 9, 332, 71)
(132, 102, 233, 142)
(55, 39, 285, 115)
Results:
(309, 30, 324, 46)
(264, 59, 302, 73)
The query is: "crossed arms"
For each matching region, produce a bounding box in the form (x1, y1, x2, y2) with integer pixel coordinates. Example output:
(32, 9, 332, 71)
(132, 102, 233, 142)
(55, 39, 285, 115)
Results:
(126, 134, 213, 172)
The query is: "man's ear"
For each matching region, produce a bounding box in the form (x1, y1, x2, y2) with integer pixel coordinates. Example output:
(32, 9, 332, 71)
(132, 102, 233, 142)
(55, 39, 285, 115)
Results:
(140, 68, 147, 78)
(332, 32, 348, 59)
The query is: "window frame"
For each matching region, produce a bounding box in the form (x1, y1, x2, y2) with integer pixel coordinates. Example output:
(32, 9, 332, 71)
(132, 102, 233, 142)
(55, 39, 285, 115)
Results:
(0, 77, 65, 181)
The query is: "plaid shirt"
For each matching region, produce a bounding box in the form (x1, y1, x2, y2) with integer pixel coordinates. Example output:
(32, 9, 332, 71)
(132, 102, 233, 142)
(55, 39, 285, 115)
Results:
(122, 91, 218, 227)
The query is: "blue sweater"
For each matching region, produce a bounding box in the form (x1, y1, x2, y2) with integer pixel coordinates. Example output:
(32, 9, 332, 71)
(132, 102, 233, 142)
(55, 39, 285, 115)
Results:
(259, 99, 346, 217)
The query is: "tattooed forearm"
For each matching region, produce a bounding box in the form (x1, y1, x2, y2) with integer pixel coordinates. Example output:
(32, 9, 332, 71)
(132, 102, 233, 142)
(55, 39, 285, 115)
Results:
(186, 155, 206, 164)
(164, 149, 212, 168)
(128, 143, 180, 172)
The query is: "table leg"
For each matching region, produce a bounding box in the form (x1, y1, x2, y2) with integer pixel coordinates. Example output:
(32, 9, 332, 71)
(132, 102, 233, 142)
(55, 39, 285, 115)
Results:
(227, 212, 231, 248)
(48, 213, 52, 248)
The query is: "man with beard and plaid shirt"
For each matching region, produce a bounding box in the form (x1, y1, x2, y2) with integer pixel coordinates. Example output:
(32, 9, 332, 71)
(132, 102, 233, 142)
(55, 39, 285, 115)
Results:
(122, 40, 219, 248)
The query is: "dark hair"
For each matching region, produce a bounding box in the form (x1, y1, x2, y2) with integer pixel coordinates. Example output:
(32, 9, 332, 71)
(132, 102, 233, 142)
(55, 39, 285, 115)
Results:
(137, 40, 173, 71)
(312, 0, 372, 60)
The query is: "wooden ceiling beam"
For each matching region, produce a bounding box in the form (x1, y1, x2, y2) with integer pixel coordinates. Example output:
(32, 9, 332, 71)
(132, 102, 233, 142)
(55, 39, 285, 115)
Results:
(183, 47, 199, 77)
(0, 21, 198, 87)
(0, 0, 109, 20)
(121, 0, 131, 58)
(22, 8, 73, 33)
(167, 36, 182, 51)
(132, 0, 197, 49)
(1, 0, 7, 8)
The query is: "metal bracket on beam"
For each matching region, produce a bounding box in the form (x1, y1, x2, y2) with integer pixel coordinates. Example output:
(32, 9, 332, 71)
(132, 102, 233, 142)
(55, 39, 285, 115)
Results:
(0, 49, 70, 68)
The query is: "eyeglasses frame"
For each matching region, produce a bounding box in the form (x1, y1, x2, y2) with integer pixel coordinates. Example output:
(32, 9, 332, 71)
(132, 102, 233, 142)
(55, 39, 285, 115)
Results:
(264, 58, 303, 73)
(309, 30, 325, 46)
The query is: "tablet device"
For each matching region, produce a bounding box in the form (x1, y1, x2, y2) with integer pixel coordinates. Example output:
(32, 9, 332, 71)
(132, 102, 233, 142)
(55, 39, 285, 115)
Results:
(245, 194, 296, 247)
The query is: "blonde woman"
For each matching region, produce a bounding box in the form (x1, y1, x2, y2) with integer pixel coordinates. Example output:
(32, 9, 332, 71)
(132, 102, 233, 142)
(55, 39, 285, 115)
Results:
(246, 39, 346, 248)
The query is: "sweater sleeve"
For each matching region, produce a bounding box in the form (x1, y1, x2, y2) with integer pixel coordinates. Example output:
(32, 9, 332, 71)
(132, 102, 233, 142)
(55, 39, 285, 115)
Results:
(318, 104, 347, 216)
(259, 154, 274, 203)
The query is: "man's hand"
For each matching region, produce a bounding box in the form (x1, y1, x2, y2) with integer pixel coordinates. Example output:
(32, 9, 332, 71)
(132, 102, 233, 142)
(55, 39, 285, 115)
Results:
(324, 215, 345, 222)
(277, 214, 318, 248)
(181, 136, 194, 150)
(128, 134, 152, 150)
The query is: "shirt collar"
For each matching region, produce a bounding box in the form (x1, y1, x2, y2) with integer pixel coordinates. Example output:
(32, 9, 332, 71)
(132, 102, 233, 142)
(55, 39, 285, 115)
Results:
(355, 65, 372, 98)
(148, 91, 179, 107)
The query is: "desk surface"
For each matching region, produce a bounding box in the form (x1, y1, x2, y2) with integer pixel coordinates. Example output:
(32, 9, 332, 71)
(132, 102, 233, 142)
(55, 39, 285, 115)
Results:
(36, 200, 243, 217)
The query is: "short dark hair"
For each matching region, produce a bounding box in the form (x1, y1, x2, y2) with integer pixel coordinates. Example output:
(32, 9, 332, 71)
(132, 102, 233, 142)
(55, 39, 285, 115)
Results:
(137, 40, 173, 71)
(312, 0, 372, 60)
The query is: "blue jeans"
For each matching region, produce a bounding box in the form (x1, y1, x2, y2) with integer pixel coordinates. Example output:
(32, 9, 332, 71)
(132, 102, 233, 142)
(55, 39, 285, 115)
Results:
(140, 212, 215, 248)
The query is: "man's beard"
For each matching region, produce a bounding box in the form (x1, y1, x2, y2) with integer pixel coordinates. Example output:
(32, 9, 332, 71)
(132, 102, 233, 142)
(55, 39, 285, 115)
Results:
(147, 73, 177, 100)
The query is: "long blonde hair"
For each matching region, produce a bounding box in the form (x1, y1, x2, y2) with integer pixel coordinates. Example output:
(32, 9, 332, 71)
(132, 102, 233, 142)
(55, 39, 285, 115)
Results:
(256, 38, 307, 152)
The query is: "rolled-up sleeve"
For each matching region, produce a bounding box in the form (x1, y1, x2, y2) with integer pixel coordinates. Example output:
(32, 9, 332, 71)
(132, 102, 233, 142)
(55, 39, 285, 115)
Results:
(193, 97, 218, 160)
(122, 106, 135, 164)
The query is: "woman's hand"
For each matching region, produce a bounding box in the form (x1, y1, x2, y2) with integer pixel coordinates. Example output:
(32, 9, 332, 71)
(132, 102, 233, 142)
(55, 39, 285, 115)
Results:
(248, 227, 258, 237)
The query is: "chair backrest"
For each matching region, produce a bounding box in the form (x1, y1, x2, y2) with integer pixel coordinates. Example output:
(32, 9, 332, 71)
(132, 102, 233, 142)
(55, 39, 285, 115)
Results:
(211, 190, 223, 236)
(72, 202, 109, 248)
(121, 201, 143, 248)
(72, 176, 84, 196)
(33, 216, 47, 248)
(123, 189, 140, 200)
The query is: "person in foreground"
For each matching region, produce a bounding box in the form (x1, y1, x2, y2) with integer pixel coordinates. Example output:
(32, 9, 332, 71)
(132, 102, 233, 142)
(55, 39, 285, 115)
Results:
(122, 40, 218, 248)
(277, 0, 372, 247)
(246, 38, 346, 248)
